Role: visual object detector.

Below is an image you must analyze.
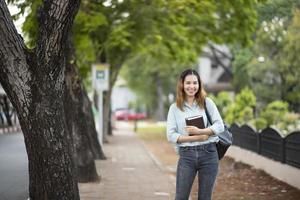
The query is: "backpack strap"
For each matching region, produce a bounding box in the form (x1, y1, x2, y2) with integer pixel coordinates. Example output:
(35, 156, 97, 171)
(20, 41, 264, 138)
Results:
(204, 98, 212, 126)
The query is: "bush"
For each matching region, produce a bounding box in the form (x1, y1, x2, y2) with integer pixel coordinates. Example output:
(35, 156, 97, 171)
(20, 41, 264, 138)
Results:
(223, 88, 256, 124)
(213, 89, 299, 133)
(251, 117, 267, 131)
(260, 100, 288, 126)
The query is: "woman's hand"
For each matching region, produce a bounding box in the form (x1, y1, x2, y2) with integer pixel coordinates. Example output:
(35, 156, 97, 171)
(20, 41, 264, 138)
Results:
(185, 126, 214, 136)
(192, 134, 209, 142)
(185, 126, 201, 135)
(177, 134, 209, 143)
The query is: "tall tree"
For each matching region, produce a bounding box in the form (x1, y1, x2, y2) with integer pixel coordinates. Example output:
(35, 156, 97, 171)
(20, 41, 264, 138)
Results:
(121, 0, 264, 120)
(11, 0, 106, 180)
(64, 35, 100, 182)
(0, 0, 80, 199)
(232, 0, 300, 109)
(97, 0, 263, 133)
(277, 9, 300, 111)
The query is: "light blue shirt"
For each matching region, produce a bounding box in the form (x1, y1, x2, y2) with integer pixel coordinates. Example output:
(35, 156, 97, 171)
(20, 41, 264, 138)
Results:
(166, 97, 224, 151)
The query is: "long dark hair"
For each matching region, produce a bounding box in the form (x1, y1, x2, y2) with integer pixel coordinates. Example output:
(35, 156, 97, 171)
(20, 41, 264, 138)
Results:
(176, 69, 206, 111)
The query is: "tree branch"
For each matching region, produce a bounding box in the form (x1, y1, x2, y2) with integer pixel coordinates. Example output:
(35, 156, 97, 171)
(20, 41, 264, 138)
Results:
(36, 0, 80, 74)
(207, 43, 233, 77)
(0, 0, 32, 113)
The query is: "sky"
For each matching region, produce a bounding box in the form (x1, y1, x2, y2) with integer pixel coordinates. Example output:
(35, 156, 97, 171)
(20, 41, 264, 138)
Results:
(8, 3, 26, 34)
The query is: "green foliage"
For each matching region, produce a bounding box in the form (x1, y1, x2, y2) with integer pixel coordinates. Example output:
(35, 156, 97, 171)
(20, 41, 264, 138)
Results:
(255, 18, 286, 58)
(19, 1, 41, 48)
(235, 88, 256, 109)
(231, 48, 253, 92)
(252, 117, 268, 130)
(231, 2, 300, 111)
(277, 9, 300, 111)
(280, 112, 300, 133)
(13, 0, 263, 110)
(260, 100, 289, 127)
(247, 59, 282, 104)
(121, 53, 187, 117)
(257, 0, 300, 23)
(119, 0, 262, 118)
(210, 92, 233, 119)
(233, 0, 300, 111)
(224, 88, 256, 124)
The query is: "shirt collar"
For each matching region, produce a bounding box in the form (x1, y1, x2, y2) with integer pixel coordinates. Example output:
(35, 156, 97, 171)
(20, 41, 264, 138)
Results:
(184, 100, 197, 109)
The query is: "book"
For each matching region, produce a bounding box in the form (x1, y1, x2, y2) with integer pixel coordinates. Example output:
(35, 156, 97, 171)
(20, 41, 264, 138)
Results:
(185, 115, 205, 129)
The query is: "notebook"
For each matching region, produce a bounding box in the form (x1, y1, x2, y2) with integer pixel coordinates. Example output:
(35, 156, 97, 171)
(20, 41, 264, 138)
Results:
(185, 115, 205, 129)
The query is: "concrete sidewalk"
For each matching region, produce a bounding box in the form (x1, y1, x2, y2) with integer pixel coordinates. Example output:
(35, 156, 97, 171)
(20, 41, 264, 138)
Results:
(79, 128, 175, 200)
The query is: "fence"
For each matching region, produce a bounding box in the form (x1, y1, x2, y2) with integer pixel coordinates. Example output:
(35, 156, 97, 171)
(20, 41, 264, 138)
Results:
(230, 123, 300, 169)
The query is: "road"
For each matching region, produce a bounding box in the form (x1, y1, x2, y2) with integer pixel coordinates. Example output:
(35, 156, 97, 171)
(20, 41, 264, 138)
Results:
(0, 133, 28, 200)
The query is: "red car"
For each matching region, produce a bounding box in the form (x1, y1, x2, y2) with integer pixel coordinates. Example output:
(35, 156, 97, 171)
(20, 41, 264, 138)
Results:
(114, 108, 146, 121)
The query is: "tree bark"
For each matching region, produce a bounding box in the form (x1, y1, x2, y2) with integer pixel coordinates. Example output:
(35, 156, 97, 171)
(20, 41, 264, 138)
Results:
(155, 74, 165, 121)
(64, 35, 102, 182)
(103, 62, 122, 137)
(103, 90, 112, 139)
(0, 1, 80, 199)
(81, 87, 107, 159)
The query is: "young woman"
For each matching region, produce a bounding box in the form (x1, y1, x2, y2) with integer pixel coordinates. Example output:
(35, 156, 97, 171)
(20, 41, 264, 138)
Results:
(166, 69, 224, 200)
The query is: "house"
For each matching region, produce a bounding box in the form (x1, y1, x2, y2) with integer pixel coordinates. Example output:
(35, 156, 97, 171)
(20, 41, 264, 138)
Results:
(197, 44, 233, 94)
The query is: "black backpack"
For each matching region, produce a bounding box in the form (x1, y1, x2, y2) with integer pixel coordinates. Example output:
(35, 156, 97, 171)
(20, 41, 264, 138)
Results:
(204, 99, 233, 160)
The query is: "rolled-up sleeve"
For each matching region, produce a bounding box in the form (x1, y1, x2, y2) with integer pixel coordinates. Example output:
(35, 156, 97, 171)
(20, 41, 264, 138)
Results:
(166, 104, 180, 144)
(206, 98, 224, 135)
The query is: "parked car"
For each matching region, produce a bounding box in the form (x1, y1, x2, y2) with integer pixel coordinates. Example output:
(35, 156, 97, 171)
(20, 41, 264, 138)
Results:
(114, 108, 146, 121)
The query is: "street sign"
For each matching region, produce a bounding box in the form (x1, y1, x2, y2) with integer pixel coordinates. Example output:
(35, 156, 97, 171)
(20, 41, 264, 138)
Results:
(92, 63, 109, 91)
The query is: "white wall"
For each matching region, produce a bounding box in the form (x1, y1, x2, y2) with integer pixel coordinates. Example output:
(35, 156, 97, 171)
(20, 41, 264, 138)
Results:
(197, 44, 231, 85)
(227, 145, 300, 190)
(111, 86, 136, 111)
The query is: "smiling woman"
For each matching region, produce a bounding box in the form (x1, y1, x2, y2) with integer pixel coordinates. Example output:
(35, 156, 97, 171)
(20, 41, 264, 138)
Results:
(167, 69, 224, 200)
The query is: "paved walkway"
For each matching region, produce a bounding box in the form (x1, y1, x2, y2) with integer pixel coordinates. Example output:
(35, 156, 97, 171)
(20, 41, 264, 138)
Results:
(79, 128, 175, 200)
(0, 132, 28, 200)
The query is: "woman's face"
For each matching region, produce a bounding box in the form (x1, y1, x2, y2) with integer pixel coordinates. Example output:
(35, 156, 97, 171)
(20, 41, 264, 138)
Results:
(183, 74, 199, 98)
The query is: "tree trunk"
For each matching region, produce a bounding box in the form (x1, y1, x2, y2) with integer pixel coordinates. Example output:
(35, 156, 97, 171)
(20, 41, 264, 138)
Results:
(81, 87, 107, 159)
(103, 62, 123, 137)
(155, 75, 165, 121)
(0, 1, 80, 199)
(64, 36, 100, 182)
(103, 90, 111, 140)
(108, 108, 113, 135)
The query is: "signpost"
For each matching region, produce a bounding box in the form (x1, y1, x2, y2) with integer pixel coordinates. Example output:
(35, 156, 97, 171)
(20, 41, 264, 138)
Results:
(92, 64, 109, 145)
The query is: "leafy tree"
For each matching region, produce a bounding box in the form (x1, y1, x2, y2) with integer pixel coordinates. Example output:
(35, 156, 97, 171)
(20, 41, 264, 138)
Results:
(121, 53, 188, 120)
(13, 0, 108, 180)
(231, 48, 253, 92)
(277, 9, 300, 112)
(257, 0, 300, 23)
(119, 0, 263, 120)
(247, 59, 282, 105)
(231, 0, 300, 110)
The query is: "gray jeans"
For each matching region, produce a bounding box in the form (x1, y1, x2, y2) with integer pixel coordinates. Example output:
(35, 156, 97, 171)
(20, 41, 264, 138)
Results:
(176, 143, 219, 200)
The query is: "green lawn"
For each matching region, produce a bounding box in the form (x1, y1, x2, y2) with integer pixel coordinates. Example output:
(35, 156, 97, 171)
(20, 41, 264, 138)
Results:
(135, 124, 166, 140)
